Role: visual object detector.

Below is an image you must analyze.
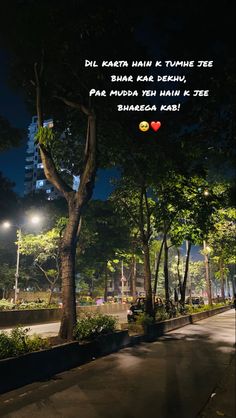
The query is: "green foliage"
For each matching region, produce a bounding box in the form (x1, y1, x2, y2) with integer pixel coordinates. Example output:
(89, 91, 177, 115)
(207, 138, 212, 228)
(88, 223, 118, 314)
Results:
(185, 302, 226, 314)
(0, 299, 14, 310)
(136, 313, 154, 327)
(16, 301, 58, 310)
(155, 306, 169, 322)
(0, 299, 58, 310)
(0, 326, 49, 359)
(19, 228, 60, 291)
(35, 127, 55, 150)
(73, 314, 117, 342)
(208, 208, 236, 264)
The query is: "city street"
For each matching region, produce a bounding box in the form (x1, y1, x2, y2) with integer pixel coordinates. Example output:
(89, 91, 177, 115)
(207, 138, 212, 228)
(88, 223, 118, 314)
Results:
(0, 311, 128, 337)
(0, 310, 234, 418)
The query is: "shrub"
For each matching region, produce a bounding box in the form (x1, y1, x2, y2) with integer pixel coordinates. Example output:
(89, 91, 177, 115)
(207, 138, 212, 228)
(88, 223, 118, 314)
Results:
(155, 306, 169, 322)
(0, 299, 58, 310)
(0, 299, 15, 310)
(73, 314, 117, 342)
(136, 313, 154, 327)
(0, 326, 49, 360)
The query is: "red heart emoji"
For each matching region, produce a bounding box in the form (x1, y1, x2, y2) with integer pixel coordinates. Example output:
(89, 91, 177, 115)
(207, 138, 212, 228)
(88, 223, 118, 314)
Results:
(151, 121, 161, 132)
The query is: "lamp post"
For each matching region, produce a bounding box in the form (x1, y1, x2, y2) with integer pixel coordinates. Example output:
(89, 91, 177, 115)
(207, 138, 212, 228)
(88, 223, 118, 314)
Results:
(2, 215, 41, 303)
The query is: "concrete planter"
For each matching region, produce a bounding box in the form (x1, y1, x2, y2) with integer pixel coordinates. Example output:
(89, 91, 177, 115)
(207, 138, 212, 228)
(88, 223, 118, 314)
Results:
(0, 303, 129, 328)
(0, 330, 130, 394)
(143, 305, 231, 341)
(124, 305, 231, 342)
(0, 308, 62, 328)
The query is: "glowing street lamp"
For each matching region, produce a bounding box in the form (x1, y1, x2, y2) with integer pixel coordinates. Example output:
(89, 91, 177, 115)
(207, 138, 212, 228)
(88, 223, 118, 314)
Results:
(2, 221, 11, 229)
(1, 215, 42, 303)
(203, 189, 209, 196)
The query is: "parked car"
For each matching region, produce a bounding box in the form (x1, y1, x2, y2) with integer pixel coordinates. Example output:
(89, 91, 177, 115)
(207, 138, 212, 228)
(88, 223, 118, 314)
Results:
(127, 297, 146, 322)
(185, 296, 205, 306)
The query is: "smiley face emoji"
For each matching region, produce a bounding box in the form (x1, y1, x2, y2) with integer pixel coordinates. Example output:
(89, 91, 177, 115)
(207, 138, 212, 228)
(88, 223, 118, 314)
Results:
(139, 121, 149, 132)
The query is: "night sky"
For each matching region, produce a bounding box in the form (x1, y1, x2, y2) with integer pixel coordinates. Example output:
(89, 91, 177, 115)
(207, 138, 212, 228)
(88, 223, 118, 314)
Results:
(0, 50, 116, 198)
(0, 50, 29, 194)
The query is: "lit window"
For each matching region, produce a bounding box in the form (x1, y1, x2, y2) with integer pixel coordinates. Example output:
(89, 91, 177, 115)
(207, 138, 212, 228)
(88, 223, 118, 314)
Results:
(36, 180, 45, 188)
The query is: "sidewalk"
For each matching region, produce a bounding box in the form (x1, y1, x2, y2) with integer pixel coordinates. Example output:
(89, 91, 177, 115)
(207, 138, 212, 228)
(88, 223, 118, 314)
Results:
(199, 353, 235, 418)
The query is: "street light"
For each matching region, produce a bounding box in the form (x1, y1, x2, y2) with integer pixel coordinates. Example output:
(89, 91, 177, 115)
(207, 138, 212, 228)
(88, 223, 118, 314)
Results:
(2, 215, 42, 303)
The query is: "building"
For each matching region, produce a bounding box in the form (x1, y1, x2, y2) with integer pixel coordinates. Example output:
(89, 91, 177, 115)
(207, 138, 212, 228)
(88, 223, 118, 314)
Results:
(24, 116, 60, 200)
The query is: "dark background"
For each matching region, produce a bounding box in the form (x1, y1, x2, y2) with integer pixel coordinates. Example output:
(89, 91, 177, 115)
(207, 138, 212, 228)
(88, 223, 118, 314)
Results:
(0, 0, 234, 196)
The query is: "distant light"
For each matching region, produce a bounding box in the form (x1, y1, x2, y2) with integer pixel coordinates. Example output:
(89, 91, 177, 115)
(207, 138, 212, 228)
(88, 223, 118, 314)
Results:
(2, 221, 11, 229)
(203, 189, 209, 196)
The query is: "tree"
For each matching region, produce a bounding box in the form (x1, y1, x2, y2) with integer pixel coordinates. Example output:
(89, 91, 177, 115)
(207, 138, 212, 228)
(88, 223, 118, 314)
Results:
(167, 175, 220, 305)
(208, 208, 236, 299)
(76, 200, 131, 300)
(111, 177, 157, 316)
(19, 228, 60, 304)
(0, 1, 147, 339)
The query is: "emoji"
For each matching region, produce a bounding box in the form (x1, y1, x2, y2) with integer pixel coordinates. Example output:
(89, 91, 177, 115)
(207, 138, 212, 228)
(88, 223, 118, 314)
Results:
(139, 121, 149, 132)
(150, 121, 161, 132)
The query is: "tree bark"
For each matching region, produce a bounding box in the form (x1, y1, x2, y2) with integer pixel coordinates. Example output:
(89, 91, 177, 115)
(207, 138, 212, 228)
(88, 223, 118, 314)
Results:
(143, 241, 154, 317)
(164, 236, 170, 302)
(203, 240, 212, 305)
(59, 209, 79, 340)
(176, 248, 181, 291)
(130, 254, 137, 301)
(104, 262, 108, 302)
(180, 241, 192, 305)
(153, 236, 165, 297)
(219, 257, 225, 301)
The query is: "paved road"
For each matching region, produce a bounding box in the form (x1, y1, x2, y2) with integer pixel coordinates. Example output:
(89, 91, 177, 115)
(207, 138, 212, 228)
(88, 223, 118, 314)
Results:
(0, 310, 235, 418)
(0, 311, 128, 337)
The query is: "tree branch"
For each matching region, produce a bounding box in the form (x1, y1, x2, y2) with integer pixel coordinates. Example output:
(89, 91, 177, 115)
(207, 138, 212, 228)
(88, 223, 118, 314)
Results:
(54, 95, 92, 116)
(39, 144, 74, 198)
(120, 198, 140, 228)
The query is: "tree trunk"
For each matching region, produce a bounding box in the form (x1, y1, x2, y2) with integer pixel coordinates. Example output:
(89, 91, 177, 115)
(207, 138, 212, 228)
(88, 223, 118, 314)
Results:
(153, 236, 165, 297)
(180, 241, 192, 305)
(164, 236, 170, 302)
(48, 285, 54, 306)
(203, 240, 212, 305)
(219, 257, 225, 301)
(143, 241, 154, 316)
(130, 254, 137, 301)
(176, 248, 181, 292)
(104, 262, 108, 302)
(59, 215, 78, 340)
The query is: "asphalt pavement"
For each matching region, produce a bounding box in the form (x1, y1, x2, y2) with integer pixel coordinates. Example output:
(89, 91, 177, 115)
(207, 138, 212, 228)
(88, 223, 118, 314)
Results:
(0, 309, 235, 418)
